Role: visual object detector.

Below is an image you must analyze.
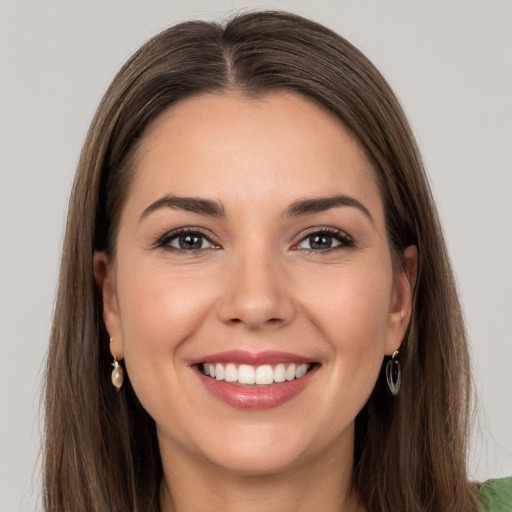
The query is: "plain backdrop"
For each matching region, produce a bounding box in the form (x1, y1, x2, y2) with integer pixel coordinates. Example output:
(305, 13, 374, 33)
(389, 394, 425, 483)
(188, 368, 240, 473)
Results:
(0, 1, 511, 510)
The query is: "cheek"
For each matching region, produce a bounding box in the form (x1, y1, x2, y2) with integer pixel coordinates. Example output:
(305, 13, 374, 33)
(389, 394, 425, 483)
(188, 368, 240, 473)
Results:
(301, 262, 392, 390)
(304, 261, 392, 342)
(114, 259, 221, 436)
(115, 261, 213, 374)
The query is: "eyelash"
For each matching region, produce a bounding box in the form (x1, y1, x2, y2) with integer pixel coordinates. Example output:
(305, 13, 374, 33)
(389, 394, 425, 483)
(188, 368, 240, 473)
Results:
(153, 228, 219, 255)
(292, 227, 354, 252)
(153, 227, 354, 254)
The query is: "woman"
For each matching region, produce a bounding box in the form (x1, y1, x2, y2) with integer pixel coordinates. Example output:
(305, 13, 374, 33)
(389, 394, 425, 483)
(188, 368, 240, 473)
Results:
(43, 10, 510, 512)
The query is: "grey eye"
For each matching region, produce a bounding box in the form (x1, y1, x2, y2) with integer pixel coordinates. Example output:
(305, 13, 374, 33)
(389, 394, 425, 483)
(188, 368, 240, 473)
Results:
(298, 233, 342, 250)
(167, 233, 214, 250)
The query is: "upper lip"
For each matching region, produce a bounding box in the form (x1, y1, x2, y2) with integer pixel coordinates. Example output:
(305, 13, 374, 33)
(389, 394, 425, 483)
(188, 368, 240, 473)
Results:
(189, 350, 314, 366)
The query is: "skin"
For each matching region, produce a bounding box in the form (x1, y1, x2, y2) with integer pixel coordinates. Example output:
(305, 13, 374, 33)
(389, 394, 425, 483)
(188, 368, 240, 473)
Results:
(95, 92, 417, 512)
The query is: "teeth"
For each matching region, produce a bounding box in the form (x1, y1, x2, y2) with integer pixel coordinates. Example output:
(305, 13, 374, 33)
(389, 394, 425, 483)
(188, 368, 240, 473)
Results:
(238, 364, 255, 384)
(201, 362, 311, 385)
(286, 364, 296, 381)
(255, 364, 274, 385)
(274, 363, 286, 383)
(215, 363, 225, 381)
(225, 363, 237, 382)
(295, 364, 308, 379)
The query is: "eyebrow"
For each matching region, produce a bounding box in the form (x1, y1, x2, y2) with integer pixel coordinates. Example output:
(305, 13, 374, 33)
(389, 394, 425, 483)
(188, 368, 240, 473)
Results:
(139, 193, 373, 224)
(140, 194, 225, 221)
(283, 195, 374, 224)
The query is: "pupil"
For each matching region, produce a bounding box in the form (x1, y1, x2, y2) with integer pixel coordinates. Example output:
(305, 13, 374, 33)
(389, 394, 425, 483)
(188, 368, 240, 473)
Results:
(310, 234, 331, 250)
(179, 234, 202, 250)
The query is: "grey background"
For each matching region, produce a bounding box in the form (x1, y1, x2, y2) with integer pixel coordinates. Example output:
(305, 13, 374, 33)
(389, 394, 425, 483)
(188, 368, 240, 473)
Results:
(1, 1, 511, 510)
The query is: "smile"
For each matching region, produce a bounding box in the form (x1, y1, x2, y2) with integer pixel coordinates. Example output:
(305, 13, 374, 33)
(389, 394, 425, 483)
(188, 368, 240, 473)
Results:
(192, 350, 319, 410)
(201, 362, 311, 385)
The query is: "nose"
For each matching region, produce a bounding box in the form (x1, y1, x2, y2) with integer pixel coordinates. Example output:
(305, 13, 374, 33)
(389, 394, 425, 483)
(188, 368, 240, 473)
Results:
(218, 248, 296, 330)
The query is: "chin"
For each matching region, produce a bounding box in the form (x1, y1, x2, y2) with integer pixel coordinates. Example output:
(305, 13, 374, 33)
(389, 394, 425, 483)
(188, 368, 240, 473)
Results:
(188, 417, 350, 478)
(202, 442, 308, 477)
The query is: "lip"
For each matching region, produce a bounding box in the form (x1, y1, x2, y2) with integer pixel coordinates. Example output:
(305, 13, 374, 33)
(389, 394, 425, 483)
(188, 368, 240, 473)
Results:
(189, 349, 312, 366)
(190, 350, 318, 410)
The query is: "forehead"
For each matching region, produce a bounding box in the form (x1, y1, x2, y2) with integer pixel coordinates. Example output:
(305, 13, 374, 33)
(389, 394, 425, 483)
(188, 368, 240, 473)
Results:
(127, 91, 383, 221)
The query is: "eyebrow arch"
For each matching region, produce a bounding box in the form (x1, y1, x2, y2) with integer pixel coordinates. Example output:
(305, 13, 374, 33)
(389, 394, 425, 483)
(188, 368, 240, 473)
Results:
(140, 194, 225, 221)
(283, 195, 374, 224)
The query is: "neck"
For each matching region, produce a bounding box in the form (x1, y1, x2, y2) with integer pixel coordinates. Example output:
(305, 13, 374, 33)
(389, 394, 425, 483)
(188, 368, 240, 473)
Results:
(158, 432, 362, 512)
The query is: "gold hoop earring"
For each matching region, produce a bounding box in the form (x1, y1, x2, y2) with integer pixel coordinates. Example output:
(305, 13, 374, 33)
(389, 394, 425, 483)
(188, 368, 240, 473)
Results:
(386, 350, 401, 396)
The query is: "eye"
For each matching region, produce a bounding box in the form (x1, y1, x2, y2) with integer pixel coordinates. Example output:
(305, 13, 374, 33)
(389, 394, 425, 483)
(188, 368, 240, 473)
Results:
(156, 229, 218, 252)
(169, 233, 210, 250)
(296, 229, 353, 251)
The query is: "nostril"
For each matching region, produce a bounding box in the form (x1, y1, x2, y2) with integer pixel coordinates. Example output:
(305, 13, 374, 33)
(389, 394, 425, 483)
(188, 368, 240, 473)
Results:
(217, 283, 296, 329)
(227, 316, 283, 326)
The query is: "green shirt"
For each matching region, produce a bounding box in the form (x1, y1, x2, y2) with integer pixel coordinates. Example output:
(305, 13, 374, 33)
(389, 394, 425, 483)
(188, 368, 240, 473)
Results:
(479, 477, 512, 511)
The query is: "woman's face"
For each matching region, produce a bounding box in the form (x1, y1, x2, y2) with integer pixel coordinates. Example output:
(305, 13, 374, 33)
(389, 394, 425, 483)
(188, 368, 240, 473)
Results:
(97, 92, 415, 476)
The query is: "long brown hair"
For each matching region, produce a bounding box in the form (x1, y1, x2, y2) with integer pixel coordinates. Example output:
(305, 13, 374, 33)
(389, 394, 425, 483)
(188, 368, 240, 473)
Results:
(44, 11, 478, 511)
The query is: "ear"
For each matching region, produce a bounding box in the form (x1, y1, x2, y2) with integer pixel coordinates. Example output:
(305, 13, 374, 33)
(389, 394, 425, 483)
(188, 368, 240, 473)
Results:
(93, 252, 124, 360)
(385, 245, 418, 355)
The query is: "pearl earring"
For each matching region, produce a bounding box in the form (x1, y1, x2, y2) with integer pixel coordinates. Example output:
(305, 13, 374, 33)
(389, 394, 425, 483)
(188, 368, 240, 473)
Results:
(111, 354, 124, 390)
(110, 337, 124, 390)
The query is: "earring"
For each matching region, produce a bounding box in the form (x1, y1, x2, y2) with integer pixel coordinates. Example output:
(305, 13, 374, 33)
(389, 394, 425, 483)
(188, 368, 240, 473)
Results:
(111, 354, 124, 390)
(386, 350, 401, 396)
(110, 338, 124, 390)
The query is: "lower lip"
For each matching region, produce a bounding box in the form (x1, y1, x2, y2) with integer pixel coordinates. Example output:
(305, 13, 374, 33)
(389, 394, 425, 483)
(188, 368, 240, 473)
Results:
(196, 367, 317, 410)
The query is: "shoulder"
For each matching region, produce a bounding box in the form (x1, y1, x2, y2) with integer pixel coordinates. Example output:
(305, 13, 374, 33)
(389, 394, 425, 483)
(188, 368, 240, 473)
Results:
(479, 477, 512, 512)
